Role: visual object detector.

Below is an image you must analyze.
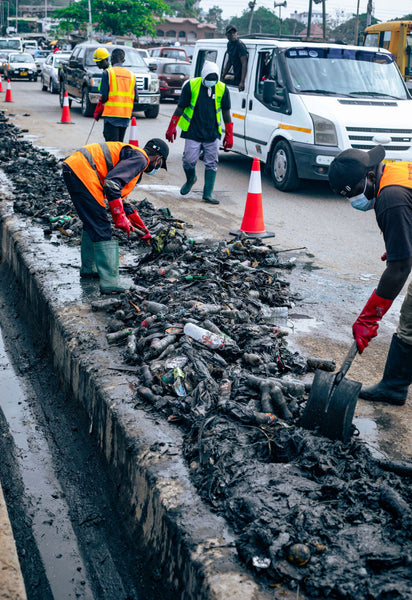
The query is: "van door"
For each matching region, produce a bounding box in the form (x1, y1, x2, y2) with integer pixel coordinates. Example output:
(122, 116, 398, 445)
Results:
(244, 48, 290, 162)
(220, 45, 255, 154)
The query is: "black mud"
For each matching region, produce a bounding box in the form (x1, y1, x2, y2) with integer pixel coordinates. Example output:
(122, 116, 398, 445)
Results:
(1, 111, 412, 600)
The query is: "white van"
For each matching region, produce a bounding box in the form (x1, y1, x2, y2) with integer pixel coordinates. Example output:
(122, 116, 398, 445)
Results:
(191, 38, 412, 191)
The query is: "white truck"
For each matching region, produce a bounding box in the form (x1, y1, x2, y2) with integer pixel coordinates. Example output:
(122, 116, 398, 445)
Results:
(191, 38, 412, 191)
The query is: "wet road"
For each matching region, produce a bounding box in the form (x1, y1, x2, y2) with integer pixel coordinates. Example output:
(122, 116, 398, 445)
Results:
(4, 80, 411, 459)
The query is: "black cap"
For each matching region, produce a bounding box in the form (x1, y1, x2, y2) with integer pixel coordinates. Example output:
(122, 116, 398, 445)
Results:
(225, 24, 237, 34)
(144, 138, 169, 170)
(328, 145, 385, 197)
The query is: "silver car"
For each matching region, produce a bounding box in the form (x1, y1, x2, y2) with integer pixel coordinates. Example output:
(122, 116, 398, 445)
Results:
(34, 50, 51, 73)
(41, 51, 71, 93)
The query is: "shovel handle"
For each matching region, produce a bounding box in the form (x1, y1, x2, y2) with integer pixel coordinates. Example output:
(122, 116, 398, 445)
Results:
(335, 341, 358, 385)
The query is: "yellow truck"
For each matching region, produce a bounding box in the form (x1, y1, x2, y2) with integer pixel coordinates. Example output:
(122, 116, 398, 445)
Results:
(363, 21, 412, 90)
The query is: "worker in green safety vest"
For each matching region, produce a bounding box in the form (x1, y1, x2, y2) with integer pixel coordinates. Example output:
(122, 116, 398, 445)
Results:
(165, 61, 233, 205)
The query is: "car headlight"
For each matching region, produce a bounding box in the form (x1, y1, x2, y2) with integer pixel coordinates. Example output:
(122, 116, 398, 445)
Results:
(149, 78, 159, 93)
(310, 113, 337, 146)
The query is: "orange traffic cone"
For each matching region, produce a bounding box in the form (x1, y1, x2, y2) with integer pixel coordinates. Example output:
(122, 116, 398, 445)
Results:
(230, 157, 275, 239)
(128, 116, 139, 147)
(0, 75, 3, 93)
(5, 79, 12, 102)
(59, 91, 73, 124)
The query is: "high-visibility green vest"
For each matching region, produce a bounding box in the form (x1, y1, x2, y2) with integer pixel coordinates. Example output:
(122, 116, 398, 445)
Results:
(178, 78, 226, 134)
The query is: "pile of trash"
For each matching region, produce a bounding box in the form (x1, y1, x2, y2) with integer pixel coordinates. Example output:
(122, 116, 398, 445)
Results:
(1, 110, 411, 599)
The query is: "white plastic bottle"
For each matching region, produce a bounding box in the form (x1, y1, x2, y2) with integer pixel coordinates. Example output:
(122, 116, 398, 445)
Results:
(183, 323, 224, 349)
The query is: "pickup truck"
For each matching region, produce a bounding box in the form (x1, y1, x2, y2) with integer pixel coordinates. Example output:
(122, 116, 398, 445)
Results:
(58, 42, 160, 118)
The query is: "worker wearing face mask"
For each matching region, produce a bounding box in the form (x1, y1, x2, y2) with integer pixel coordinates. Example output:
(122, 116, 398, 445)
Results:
(328, 145, 412, 406)
(165, 61, 233, 205)
(62, 139, 168, 294)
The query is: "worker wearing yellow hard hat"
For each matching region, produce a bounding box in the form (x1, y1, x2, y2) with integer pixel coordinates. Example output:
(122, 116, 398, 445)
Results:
(93, 47, 110, 70)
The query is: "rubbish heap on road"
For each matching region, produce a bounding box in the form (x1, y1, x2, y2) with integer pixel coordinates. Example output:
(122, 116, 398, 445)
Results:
(0, 110, 411, 600)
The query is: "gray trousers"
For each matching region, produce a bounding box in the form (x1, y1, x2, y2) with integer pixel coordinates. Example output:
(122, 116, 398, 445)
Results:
(182, 138, 220, 172)
(397, 277, 412, 345)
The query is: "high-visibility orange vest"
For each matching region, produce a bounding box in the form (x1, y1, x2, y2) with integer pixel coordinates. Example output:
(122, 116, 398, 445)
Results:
(378, 162, 412, 195)
(103, 66, 135, 119)
(64, 142, 148, 207)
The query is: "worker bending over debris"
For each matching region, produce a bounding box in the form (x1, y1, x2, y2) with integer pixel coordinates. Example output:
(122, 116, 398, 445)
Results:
(63, 139, 168, 294)
(165, 61, 233, 205)
(329, 145, 412, 406)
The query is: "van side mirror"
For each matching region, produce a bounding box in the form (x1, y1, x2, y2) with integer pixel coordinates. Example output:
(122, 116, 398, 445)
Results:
(262, 79, 285, 106)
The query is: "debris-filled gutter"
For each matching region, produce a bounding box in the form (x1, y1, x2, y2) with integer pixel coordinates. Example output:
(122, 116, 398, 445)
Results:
(1, 111, 411, 600)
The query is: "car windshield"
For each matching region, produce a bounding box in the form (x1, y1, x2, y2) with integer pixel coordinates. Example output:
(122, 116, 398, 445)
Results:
(162, 49, 186, 60)
(0, 39, 21, 50)
(9, 53, 33, 63)
(85, 47, 146, 68)
(284, 47, 408, 100)
(163, 63, 190, 75)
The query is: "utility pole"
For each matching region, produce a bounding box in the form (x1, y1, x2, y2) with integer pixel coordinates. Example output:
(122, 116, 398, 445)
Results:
(248, 0, 256, 36)
(307, 0, 312, 39)
(87, 0, 93, 40)
(366, 0, 372, 27)
(274, 1, 287, 36)
(354, 0, 360, 45)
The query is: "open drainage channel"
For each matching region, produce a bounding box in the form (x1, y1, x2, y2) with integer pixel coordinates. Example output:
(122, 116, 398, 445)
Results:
(0, 266, 163, 600)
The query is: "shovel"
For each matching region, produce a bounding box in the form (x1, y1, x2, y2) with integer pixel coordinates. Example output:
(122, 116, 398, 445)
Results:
(300, 341, 361, 442)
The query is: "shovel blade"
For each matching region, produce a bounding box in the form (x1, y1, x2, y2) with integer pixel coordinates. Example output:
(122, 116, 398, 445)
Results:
(301, 370, 361, 442)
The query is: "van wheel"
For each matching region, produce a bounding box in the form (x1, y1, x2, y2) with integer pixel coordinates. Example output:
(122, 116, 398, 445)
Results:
(271, 140, 299, 191)
(144, 105, 159, 118)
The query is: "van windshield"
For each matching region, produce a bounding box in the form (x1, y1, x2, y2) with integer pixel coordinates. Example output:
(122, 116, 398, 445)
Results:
(284, 47, 408, 100)
(0, 39, 21, 50)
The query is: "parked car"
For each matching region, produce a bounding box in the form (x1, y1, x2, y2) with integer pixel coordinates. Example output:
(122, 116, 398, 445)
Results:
(34, 49, 51, 73)
(41, 51, 71, 93)
(157, 60, 190, 101)
(4, 52, 37, 81)
(59, 42, 160, 118)
(0, 51, 9, 74)
(148, 46, 189, 62)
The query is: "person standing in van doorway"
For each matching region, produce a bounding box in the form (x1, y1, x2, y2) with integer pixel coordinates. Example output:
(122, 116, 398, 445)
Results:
(93, 48, 137, 143)
(165, 61, 233, 205)
(328, 145, 412, 407)
(222, 24, 248, 92)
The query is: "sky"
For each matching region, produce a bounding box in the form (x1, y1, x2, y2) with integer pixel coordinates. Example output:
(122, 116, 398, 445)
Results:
(200, 0, 412, 23)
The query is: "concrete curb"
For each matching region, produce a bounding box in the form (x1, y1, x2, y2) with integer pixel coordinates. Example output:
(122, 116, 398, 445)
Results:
(0, 483, 27, 600)
(0, 201, 273, 599)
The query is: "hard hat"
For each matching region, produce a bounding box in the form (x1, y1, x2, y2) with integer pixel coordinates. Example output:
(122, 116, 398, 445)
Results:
(93, 47, 110, 62)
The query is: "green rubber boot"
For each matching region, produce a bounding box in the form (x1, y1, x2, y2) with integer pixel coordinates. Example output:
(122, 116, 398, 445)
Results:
(359, 334, 412, 406)
(80, 230, 99, 278)
(202, 169, 219, 205)
(180, 168, 197, 195)
(94, 239, 128, 294)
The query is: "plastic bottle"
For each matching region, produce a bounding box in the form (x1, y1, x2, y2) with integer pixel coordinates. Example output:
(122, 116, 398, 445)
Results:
(183, 322, 225, 350)
(272, 306, 288, 326)
(141, 300, 168, 315)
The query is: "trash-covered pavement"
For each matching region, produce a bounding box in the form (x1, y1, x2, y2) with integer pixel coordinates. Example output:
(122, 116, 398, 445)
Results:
(1, 111, 412, 600)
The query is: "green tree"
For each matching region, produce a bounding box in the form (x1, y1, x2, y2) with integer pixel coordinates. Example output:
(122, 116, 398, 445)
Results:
(53, 0, 169, 37)
(163, 0, 200, 18)
(229, 6, 304, 37)
(204, 6, 224, 33)
(330, 13, 379, 45)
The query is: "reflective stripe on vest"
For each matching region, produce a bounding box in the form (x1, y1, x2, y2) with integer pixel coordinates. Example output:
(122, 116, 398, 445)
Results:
(102, 67, 135, 119)
(64, 142, 148, 207)
(378, 162, 412, 195)
(178, 78, 225, 135)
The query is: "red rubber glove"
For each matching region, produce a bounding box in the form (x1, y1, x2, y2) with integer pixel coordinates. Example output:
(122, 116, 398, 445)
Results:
(381, 252, 387, 261)
(166, 115, 179, 143)
(223, 122, 233, 151)
(352, 290, 393, 354)
(94, 100, 104, 121)
(108, 198, 133, 237)
(127, 210, 151, 241)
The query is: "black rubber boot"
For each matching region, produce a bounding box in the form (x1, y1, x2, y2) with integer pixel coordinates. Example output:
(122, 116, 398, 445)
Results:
(202, 169, 219, 205)
(180, 168, 197, 195)
(94, 239, 128, 294)
(359, 334, 412, 406)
